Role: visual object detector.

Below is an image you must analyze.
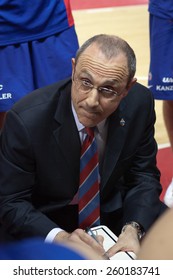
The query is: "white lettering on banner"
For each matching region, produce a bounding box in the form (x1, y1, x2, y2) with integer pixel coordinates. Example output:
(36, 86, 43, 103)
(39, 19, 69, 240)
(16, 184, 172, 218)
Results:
(0, 93, 12, 100)
(156, 85, 173, 91)
(162, 77, 173, 83)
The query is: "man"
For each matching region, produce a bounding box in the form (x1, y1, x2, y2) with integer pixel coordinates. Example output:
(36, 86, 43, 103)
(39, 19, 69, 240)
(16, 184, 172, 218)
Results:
(0, 34, 166, 259)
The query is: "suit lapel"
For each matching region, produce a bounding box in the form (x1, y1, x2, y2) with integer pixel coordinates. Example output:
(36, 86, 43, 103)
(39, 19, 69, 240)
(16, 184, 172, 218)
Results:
(101, 98, 130, 188)
(53, 83, 81, 186)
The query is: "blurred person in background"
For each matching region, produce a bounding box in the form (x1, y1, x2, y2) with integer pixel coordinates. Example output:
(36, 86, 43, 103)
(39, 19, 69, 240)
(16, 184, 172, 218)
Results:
(0, 0, 79, 129)
(137, 207, 173, 259)
(0, 237, 103, 260)
(148, 0, 173, 207)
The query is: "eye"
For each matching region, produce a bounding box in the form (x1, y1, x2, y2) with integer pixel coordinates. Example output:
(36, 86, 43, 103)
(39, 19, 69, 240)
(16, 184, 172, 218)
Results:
(99, 86, 117, 98)
(102, 85, 116, 91)
(81, 79, 93, 88)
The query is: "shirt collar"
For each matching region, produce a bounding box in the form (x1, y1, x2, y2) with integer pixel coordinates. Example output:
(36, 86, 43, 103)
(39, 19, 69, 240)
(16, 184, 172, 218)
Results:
(72, 102, 84, 132)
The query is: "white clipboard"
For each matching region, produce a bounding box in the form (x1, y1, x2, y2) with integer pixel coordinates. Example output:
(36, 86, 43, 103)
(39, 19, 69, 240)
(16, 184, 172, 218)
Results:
(91, 225, 136, 260)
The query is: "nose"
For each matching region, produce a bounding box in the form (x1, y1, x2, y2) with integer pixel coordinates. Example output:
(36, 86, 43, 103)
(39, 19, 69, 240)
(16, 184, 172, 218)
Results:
(86, 88, 99, 107)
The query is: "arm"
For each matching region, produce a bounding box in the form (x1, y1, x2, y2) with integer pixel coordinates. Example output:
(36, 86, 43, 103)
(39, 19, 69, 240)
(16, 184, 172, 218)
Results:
(137, 208, 173, 260)
(122, 89, 167, 230)
(0, 110, 58, 239)
(107, 86, 167, 257)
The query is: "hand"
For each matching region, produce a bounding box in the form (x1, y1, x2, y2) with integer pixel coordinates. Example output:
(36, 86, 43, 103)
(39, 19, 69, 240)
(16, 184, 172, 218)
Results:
(53, 228, 106, 260)
(106, 225, 140, 258)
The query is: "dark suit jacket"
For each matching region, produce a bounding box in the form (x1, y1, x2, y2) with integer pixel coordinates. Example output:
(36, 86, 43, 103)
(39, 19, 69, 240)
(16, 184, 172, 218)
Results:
(0, 78, 167, 240)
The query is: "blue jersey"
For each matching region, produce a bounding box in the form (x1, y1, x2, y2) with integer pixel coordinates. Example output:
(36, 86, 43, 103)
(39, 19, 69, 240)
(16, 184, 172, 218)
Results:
(0, 238, 86, 260)
(0, 0, 74, 46)
(148, 0, 173, 19)
(148, 0, 173, 100)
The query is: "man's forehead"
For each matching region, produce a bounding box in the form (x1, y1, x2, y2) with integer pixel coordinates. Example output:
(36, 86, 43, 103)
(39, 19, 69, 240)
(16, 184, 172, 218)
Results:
(77, 53, 126, 68)
(76, 43, 128, 69)
(76, 52, 129, 80)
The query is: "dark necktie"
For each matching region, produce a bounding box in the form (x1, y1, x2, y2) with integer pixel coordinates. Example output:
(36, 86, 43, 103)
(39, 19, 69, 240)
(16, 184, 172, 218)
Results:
(78, 127, 100, 229)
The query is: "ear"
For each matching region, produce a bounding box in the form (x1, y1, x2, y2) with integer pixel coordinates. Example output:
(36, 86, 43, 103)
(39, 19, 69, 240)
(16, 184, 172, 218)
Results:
(71, 58, 76, 80)
(122, 77, 137, 97)
(127, 77, 137, 91)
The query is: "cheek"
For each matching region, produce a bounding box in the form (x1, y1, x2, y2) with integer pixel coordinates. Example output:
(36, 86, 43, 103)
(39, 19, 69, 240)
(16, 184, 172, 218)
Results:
(73, 94, 85, 106)
(71, 88, 78, 105)
(72, 89, 85, 109)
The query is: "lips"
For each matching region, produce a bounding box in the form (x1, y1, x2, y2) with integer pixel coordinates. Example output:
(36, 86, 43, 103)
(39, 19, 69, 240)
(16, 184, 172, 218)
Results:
(81, 107, 100, 116)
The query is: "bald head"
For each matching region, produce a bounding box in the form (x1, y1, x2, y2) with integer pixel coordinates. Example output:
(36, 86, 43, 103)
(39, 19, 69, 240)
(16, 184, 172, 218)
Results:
(75, 34, 136, 83)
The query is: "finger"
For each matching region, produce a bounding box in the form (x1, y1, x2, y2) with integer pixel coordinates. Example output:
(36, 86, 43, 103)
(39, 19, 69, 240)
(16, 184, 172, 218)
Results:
(78, 231, 105, 254)
(106, 243, 124, 257)
(95, 234, 104, 245)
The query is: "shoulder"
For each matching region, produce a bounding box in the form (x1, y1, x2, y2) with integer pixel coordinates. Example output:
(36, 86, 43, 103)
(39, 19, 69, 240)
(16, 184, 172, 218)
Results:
(129, 82, 152, 95)
(0, 238, 86, 260)
(127, 82, 153, 105)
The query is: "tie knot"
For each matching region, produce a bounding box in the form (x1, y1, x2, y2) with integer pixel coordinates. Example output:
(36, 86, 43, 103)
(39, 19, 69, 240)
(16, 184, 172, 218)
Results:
(85, 127, 95, 138)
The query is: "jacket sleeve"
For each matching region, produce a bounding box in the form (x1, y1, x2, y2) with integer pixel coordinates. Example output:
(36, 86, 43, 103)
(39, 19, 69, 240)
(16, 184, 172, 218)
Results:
(122, 91, 167, 231)
(0, 110, 58, 239)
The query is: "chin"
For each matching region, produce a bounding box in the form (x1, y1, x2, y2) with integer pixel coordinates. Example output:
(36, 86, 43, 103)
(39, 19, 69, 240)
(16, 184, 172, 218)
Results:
(79, 117, 97, 127)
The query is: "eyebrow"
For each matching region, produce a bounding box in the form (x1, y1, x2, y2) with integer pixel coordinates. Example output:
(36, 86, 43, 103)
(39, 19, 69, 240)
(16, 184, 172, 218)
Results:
(79, 70, 119, 86)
